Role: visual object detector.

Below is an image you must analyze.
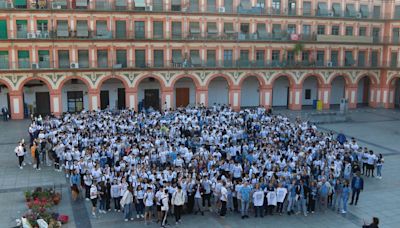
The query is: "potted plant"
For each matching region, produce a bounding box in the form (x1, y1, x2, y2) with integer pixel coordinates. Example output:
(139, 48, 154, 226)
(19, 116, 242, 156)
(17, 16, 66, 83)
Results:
(52, 192, 61, 205)
(294, 42, 304, 55)
(24, 191, 32, 202)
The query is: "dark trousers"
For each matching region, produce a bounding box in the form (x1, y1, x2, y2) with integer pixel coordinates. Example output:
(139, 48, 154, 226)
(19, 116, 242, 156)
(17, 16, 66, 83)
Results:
(85, 185, 91, 199)
(351, 189, 361, 204)
(202, 193, 211, 207)
(267, 205, 275, 215)
(308, 198, 316, 212)
(174, 205, 182, 222)
(277, 202, 284, 213)
(113, 197, 121, 210)
(18, 156, 24, 167)
(187, 194, 194, 213)
(255, 206, 263, 217)
(220, 200, 227, 216)
(233, 197, 238, 212)
(36, 156, 40, 169)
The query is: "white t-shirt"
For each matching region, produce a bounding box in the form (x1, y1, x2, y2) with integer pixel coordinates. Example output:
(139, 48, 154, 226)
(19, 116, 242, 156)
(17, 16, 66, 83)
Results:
(252, 190, 264, 207)
(220, 186, 228, 201)
(144, 192, 154, 207)
(276, 187, 288, 203)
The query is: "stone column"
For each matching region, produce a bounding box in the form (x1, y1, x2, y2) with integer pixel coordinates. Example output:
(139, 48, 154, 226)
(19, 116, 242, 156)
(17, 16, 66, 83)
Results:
(161, 88, 173, 111)
(318, 84, 331, 110)
(125, 88, 137, 111)
(259, 85, 273, 110)
(229, 86, 241, 111)
(196, 87, 208, 107)
(345, 84, 357, 109)
(50, 90, 62, 117)
(88, 89, 100, 111)
(288, 84, 302, 110)
(9, 91, 24, 119)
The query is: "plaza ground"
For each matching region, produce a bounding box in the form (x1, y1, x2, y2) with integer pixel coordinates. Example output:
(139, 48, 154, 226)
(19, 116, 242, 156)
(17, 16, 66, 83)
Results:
(0, 108, 399, 228)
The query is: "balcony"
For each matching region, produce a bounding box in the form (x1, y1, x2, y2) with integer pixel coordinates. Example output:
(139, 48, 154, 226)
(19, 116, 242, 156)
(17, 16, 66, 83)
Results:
(2, 30, 383, 44)
(0, 1, 387, 20)
(0, 58, 386, 72)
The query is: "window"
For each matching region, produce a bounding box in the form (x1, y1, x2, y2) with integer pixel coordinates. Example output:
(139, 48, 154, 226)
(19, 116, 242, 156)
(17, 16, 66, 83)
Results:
(134, 0, 146, 11)
(153, 21, 164, 39)
(330, 51, 338, 66)
(305, 89, 311, 100)
(207, 0, 216, 12)
(153, 0, 163, 11)
(317, 25, 325, 35)
(76, 20, 89, 38)
(288, 0, 296, 16)
(67, 91, 84, 113)
(360, 5, 369, 18)
(373, 6, 381, 19)
(345, 4, 356, 17)
(153, 50, 164, 67)
(37, 20, 48, 32)
(224, 22, 235, 38)
(172, 50, 183, 66)
(0, 20, 7, 39)
(287, 51, 295, 64)
(256, 50, 264, 66)
(58, 50, 70, 68)
(224, 0, 233, 13)
(345, 51, 354, 66)
(257, 23, 267, 39)
(393, 28, 400, 44)
(206, 50, 216, 67)
(272, 0, 281, 14)
(332, 3, 341, 17)
(239, 50, 249, 66)
(391, 52, 398, 67)
(395, 5, 400, 18)
(78, 50, 89, 68)
(18, 50, 29, 69)
(189, 0, 199, 12)
(115, 21, 127, 39)
(135, 21, 145, 39)
(224, 50, 233, 67)
(189, 22, 200, 37)
(116, 50, 127, 68)
(358, 51, 366, 67)
(303, 25, 311, 35)
(372, 28, 380, 43)
(359, 27, 367, 36)
(302, 51, 310, 64)
(316, 51, 324, 66)
(371, 51, 378, 67)
(287, 24, 296, 34)
(317, 2, 328, 16)
(172, 22, 182, 39)
(345, 26, 353, 36)
(207, 22, 218, 38)
(97, 50, 108, 68)
(189, 50, 201, 66)
(96, 20, 108, 37)
(16, 20, 27, 38)
(272, 24, 282, 39)
(171, 0, 181, 11)
(135, 50, 146, 68)
(0, 51, 8, 69)
(271, 50, 280, 65)
(38, 50, 50, 68)
(331, 26, 339, 35)
(14, 0, 27, 8)
(303, 1, 312, 16)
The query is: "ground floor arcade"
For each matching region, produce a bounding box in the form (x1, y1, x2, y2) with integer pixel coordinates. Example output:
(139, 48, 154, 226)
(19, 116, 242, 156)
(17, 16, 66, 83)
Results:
(0, 69, 399, 119)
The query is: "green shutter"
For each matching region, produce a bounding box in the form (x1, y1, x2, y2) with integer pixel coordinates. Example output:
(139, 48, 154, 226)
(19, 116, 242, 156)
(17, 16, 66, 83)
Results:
(14, 0, 27, 7)
(38, 50, 49, 55)
(16, 20, 27, 25)
(18, 50, 29, 58)
(37, 20, 48, 24)
(0, 51, 8, 55)
(0, 20, 7, 39)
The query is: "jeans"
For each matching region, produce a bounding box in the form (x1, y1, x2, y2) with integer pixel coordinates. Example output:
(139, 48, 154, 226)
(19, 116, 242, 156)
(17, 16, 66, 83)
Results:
(241, 200, 249, 216)
(220, 200, 227, 216)
(254, 206, 263, 217)
(342, 196, 348, 212)
(203, 193, 211, 207)
(350, 189, 361, 204)
(287, 196, 296, 212)
(319, 196, 328, 212)
(194, 197, 203, 213)
(136, 199, 144, 215)
(99, 198, 106, 211)
(124, 203, 132, 219)
(297, 196, 307, 215)
(174, 205, 182, 222)
(377, 165, 382, 177)
(113, 197, 121, 210)
(333, 193, 342, 210)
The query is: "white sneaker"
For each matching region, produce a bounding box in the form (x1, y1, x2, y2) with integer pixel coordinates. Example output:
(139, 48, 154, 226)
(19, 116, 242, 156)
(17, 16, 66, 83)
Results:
(141, 214, 144, 218)
(86, 198, 90, 201)
(92, 212, 96, 217)
(130, 218, 134, 221)
(341, 210, 347, 214)
(19, 166, 23, 169)
(136, 215, 140, 219)
(37, 168, 41, 171)
(124, 219, 128, 222)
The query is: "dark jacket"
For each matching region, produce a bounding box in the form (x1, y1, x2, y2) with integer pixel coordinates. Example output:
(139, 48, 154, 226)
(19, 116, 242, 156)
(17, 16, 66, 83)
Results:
(351, 176, 364, 190)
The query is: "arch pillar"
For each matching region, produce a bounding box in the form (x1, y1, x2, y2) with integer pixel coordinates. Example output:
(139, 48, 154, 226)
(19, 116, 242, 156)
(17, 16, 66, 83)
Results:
(162, 88, 173, 111)
(345, 84, 357, 109)
(125, 88, 137, 111)
(318, 84, 331, 110)
(259, 85, 273, 109)
(196, 87, 208, 107)
(368, 84, 378, 108)
(88, 89, 100, 111)
(229, 86, 241, 111)
(9, 91, 24, 119)
(288, 84, 302, 110)
(50, 90, 62, 117)
(383, 85, 395, 109)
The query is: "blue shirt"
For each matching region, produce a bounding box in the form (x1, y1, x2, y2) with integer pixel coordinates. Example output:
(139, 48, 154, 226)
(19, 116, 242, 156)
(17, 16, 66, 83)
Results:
(240, 186, 252, 201)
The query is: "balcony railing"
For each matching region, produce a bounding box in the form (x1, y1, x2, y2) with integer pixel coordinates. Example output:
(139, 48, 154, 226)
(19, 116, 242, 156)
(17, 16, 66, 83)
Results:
(1, 30, 383, 44)
(0, 59, 386, 71)
(0, 1, 388, 20)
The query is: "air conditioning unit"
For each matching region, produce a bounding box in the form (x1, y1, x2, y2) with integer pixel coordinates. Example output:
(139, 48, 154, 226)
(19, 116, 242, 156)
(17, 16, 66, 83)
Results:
(27, 32, 36, 39)
(52, 2, 61, 9)
(356, 13, 362, 18)
(218, 7, 225, 13)
(70, 62, 79, 69)
(328, 12, 334, 17)
(327, 61, 333, 67)
(31, 63, 39, 69)
(145, 5, 153, 11)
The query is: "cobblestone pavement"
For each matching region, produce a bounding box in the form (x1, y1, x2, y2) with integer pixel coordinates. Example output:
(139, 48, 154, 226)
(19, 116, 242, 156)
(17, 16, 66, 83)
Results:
(0, 107, 399, 228)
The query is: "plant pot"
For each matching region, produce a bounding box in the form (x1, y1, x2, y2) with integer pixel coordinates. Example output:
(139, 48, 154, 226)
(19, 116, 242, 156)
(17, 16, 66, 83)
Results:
(53, 196, 61, 205)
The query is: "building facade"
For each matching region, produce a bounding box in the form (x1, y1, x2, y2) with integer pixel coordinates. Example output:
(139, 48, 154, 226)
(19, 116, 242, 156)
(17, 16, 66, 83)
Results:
(0, 0, 400, 119)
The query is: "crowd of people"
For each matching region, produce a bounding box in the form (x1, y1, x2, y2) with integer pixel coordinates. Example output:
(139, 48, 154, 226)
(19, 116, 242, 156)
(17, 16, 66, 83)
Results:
(16, 105, 384, 227)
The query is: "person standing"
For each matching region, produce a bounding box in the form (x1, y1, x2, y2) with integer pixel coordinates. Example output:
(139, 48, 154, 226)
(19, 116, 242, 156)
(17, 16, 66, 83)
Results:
(341, 180, 350, 214)
(276, 183, 287, 215)
(252, 184, 264, 218)
(376, 154, 384, 179)
(193, 180, 204, 215)
(318, 178, 331, 213)
(15, 142, 25, 169)
(90, 181, 99, 217)
(239, 181, 251, 219)
(70, 170, 80, 201)
(31, 142, 41, 170)
(219, 182, 228, 217)
(160, 189, 170, 228)
(287, 180, 297, 215)
(120, 186, 134, 221)
(296, 180, 308, 216)
(143, 187, 154, 225)
(111, 179, 121, 212)
(172, 185, 185, 224)
(1, 106, 8, 121)
(350, 172, 364, 206)
(367, 150, 377, 178)
(307, 181, 317, 214)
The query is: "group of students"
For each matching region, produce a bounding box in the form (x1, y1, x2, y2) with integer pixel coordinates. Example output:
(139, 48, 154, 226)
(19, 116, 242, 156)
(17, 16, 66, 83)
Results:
(20, 105, 384, 227)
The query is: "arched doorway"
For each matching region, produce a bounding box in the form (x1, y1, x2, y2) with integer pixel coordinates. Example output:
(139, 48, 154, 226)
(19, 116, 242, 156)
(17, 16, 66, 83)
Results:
(272, 76, 290, 108)
(0, 82, 10, 118)
(395, 78, 400, 108)
(21, 79, 51, 117)
(240, 76, 260, 108)
(174, 77, 196, 108)
(330, 76, 346, 109)
(357, 76, 371, 107)
(302, 76, 320, 109)
(208, 77, 229, 106)
(138, 77, 161, 111)
(61, 78, 89, 113)
(99, 78, 126, 110)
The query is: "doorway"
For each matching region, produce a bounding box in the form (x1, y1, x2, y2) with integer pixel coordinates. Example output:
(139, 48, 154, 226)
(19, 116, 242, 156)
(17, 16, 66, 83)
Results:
(176, 88, 189, 107)
(100, 90, 109, 110)
(144, 89, 160, 110)
(35, 92, 50, 116)
(117, 88, 126, 109)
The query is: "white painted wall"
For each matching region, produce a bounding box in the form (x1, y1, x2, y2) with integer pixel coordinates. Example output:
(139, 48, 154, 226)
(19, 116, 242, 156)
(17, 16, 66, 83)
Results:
(208, 77, 229, 106)
(137, 80, 161, 103)
(61, 82, 89, 112)
(330, 77, 345, 105)
(302, 77, 318, 106)
(0, 86, 8, 110)
(241, 77, 260, 107)
(174, 78, 196, 107)
(272, 77, 289, 107)
(100, 81, 125, 109)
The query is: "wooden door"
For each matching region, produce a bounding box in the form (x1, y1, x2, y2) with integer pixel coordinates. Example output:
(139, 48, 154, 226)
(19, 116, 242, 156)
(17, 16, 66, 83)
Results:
(35, 92, 50, 116)
(117, 88, 126, 110)
(176, 88, 190, 107)
(100, 90, 109, 110)
(144, 89, 160, 110)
